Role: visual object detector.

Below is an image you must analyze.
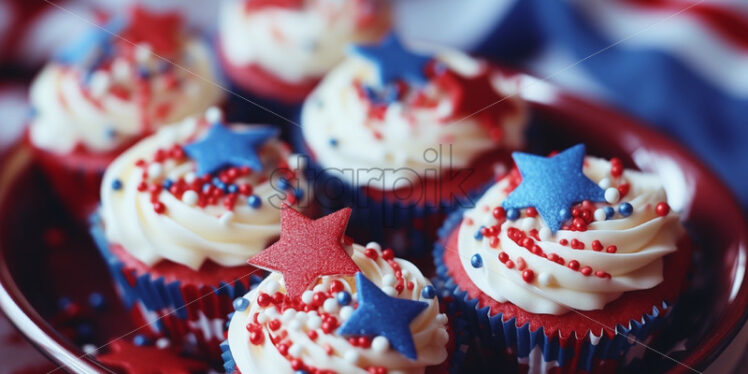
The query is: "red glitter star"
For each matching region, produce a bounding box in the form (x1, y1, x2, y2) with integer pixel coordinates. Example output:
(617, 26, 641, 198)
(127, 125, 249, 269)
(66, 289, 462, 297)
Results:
(95, 340, 208, 374)
(434, 67, 520, 141)
(119, 6, 183, 57)
(244, 0, 303, 12)
(248, 205, 359, 299)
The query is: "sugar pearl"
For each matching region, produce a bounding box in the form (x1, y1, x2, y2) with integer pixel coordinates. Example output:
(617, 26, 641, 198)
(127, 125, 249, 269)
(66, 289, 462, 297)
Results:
(301, 291, 314, 304)
(322, 298, 339, 314)
(313, 284, 327, 293)
(365, 242, 382, 252)
(482, 215, 498, 227)
(521, 217, 535, 231)
(148, 163, 163, 179)
(339, 306, 354, 321)
(89, 71, 110, 98)
(598, 178, 612, 189)
(371, 336, 390, 353)
(205, 106, 222, 124)
(288, 319, 302, 331)
(82, 344, 97, 355)
(281, 309, 296, 323)
(594, 208, 607, 222)
(184, 172, 197, 183)
(344, 350, 359, 363)
(112, 59, 131, 81)
(288, 344, 302, 357)
(537, 272, 553, 286)
(604, 188, 620, 203)
(155, 338, 170, 349)
(182, 190, 198, 206)
(135, 43, 153, 63)
(263, 280, 280, 294)
(263, 308, 278, 318)
(306, 315, 322, 329)
(382, 274, 396, 286)
(382, 286, 397, 296)
(219, 212, 234, 225)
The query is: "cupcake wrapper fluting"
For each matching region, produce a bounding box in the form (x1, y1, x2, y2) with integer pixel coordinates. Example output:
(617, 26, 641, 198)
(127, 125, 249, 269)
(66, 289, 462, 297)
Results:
(433, 208, 672, 373)
(291, 127, 490, 258)
(89, 214, 263, 361)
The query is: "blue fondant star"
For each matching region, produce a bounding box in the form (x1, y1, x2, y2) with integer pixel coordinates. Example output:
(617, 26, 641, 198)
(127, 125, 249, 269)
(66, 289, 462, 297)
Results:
(502, 144, 606, 233)
(56, 17, 126, 65)
(337, 272, 428, 360)
(183, 124, 278, 176)
(349, 34, 432, 87)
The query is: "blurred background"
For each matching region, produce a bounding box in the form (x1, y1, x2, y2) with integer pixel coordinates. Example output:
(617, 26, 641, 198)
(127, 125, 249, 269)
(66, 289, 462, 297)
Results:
(1, 0, 747, 372)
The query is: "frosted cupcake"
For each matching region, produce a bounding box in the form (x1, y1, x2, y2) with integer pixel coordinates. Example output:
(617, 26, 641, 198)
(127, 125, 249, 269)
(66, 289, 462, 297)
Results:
(434, 144, 690, 372)
(297, 34, 527, 255)
(28, 6, 224, 218)
(217, 0, 390, 124)
(91, 108, 309, 360)
(222, 205, 455, 373)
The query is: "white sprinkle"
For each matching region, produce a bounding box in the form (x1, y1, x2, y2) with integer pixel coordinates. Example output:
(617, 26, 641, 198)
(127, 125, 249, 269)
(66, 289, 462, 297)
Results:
(89, 71, 110, 98)
(288, 344, 302, 357)
(482, 214, 498, 227)
(339, 306, 354, 321)
(182, 190, 198, 206)
(436, 313, 448, 325)
(382, 274, 396, 286)
(281, 309, 296, 323)
(604, 187, 620, 204)
(537, 272, 553, 286)
(294, 311, 307, 323)
(155, 338, 170, 349)
(111, 59, 131, 81)
(288, 319, 302, 331)
(264, 308, 278, 319)
(594, 208, 607, 222)
(521, 217, 535, 231)
(435, 329, 450, 345)
(288, 153, 306, 170)
(263, 280, 280, 294)
(323, 298, 339, 314)
(184, 172, 197, 183)
(313, 284, 327, 293)
(598, 178, 612, 189)
(365, 242, 382, 252)
(382, 286, 397, 296)
(219, 212, 234, 225)
(301, 291, 314, 304)
(205, 106, 223, 124)
(344, 350, 359, 363)
(371, 336, 389, 353)
(82, 344, 97, 355)
(147, 163, 163, 179)
(135, 43, 153, 63)
(538, 227, 551, 241)
(306, 315, 322, 330)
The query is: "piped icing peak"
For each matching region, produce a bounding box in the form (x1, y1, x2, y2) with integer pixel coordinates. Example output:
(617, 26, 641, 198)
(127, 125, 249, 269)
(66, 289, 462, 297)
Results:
(100, 108, 309, 270)
(458, 146, 685, 315)
(227, 233, 448, 373)
(29, 6, 223, 155)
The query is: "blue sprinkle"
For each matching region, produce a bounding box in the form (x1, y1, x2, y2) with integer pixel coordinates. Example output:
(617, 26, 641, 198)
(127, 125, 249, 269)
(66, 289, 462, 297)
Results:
(202, 183, 212, 193)
(162, 179, 173, 190)
(278, 178, 291, 190)
(604, 206, 615, 219)
(88, 293, 105, 310)
(247, 195, 262, 208)
(329, 138, 338, 147)
(470, 254, 483, 268)
(506, 208, 520, 221)
(336, 291, 352, 306)
(106, 127, 117, 139)
(232, 298, 249, 312)
(137, 67, 150, 79)
(421, 285, 436, 299)
(474, 226, 484, 240)
(227, 184, 239, 194)
(295, 371, 309, 374)
(213, 177, 227, 191)
(57, 297, 72, 311)
(111, 179, 122, 190)
(293, 188, 304, 199)
(133, 334, 149, 346)
(618, 202, 633, 217)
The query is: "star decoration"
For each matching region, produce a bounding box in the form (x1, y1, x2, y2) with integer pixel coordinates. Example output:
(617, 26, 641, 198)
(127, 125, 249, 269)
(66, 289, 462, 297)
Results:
(502, 144, 606, 233)
(337, 272, 428, 360)
(183, 124, 278, 176)
(349, 34, 432, 87)
(56, 17, 125, 65)
(119, 6, 183, 57)
(95, 340, 208, 374)
(248, 205, 360, 299)
(434, 68, 519, 136)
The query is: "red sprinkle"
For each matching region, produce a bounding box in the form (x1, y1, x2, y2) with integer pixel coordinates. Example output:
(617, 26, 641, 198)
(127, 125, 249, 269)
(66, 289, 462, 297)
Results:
(268, 319, 281, 331)
(591, 240, 603, 251)
(655, 202, 670, 216)
(568, 260, 580, 271)
(522, 269, 535, 283)
(595, 270, 611, 279)
(606, 245, 618, 253)
(525, 207, 538, 217)
(580, 266, 593, 276)
(382, 249, 394, 260)
(505, 260, 515, 269)
(492, 207, 506, 219)
(618, 183, 630, 197)
(364, 248, 378, 259)
(498, 252, 509, 263)
(153, 202, 166, 214)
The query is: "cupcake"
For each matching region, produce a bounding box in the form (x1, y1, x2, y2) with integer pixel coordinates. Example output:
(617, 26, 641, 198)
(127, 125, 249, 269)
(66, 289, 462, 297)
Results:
(222, 205, 457, 373)
(217, 0, 390, 123)
(434, 144, 690, 372)
(296, 34, 527, 256)
(28, 6, 224, 218)
(91, 108, 309, 361)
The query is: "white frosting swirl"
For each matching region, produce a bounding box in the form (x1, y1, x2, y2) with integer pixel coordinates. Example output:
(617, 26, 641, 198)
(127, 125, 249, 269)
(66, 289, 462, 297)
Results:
(228, 244, 448, 374)
(29, 38, 223, 154)
(218, 0, 389, 84)
(301, 49, 527, 190)
(100, 113, 310, 270)
(457, 157, 684, 315)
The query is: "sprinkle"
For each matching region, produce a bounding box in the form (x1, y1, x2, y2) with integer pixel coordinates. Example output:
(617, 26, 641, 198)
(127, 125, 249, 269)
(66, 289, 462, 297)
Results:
(219, 212, 234, 225)
(88, 293, 105, 310)
(470, 254, 483, 268)
(421, 285, 436, 299)
(598, 177, 612, 189)
(474, 226, 484, 240)
(205, 106, 222, 124)
(339, 306, 354, 321)
(278, 178, 291, 190)
(366, 242, 382, 252)
(618, 202, 633, 217)
(594, 208, 607, 221)
(336, 291, 352, 306)
(382, 286, 397, 296)
(656, 202, 670, 216)
(133, 334, 148, 346)
(506, 208, 520, 221)
(247, 195, 262, 208)
(155, 338, 170, 349)
(182, 190, 198, 206)
(147, 163, 163, 179)
(521, 270, 535, 283)
(111, 179, 123, 190)
(371, 336, 390, 353)
(153, 202, 166, 214)
(604, 187, 620, 203)
(227, 184, 238, 194)
(604, 206, 615, 219)
(301, 291, 314, 304)
(606, 245, 618, 253)
(233, 298, 249, 311)
(323, 298, 339, 313)
(580, 266, 593, 276)
(537, 272, 552, 286)
(329, 138, 338, 147)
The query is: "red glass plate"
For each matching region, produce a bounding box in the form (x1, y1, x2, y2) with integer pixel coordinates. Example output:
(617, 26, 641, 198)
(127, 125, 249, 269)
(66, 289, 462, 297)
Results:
(0, 75, 746, 373)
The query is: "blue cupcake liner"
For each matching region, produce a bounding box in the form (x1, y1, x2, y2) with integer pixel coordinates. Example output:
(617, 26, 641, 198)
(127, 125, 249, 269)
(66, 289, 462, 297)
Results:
(290, 126, 490, 257)
(432, 208, 672, 372)
(89, 213, 263, 323)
